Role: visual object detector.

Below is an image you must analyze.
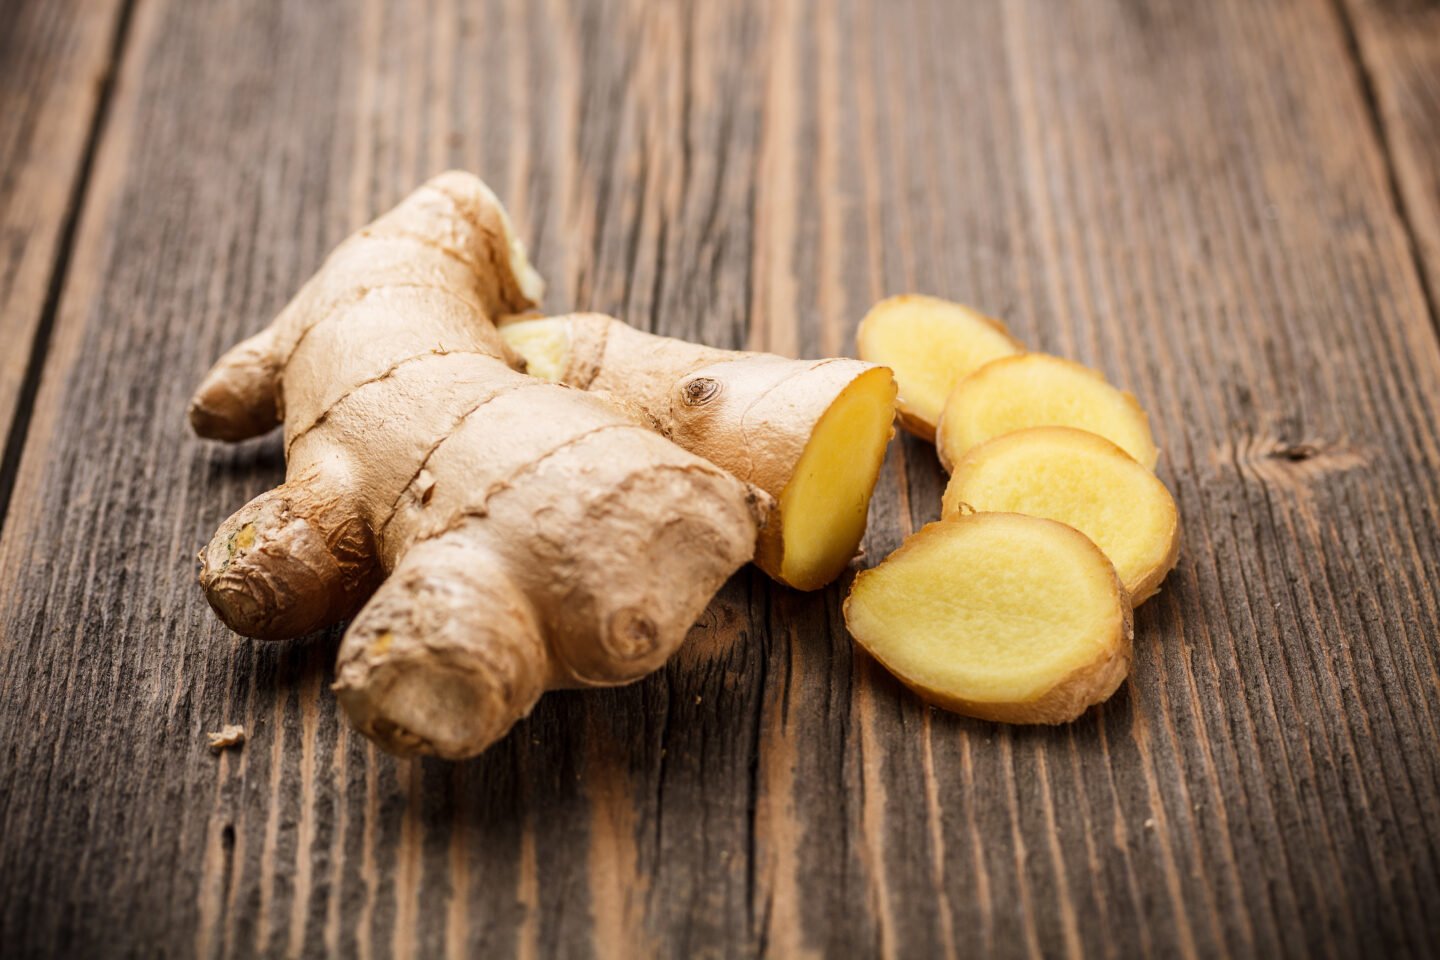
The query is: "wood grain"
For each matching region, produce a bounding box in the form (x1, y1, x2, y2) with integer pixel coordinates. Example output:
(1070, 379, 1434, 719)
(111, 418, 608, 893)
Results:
(0, 0, 127, 509)
(1, 0, 1438, 957)
(1342, 0, 1440, 319)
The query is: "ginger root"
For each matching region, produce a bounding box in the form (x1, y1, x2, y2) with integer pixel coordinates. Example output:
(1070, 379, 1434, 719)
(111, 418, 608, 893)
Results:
(499, 314, 897, 590)
(936, 353, 1157, 471)
(190, 173, 765, 759)
(942, 427, 1180, 604)
(843, 513, 1133, 724)
(206, 724, 246, 752)
(855, 295, 1023, 440)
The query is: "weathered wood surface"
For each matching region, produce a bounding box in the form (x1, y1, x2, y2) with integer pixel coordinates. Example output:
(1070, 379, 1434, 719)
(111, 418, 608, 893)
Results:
(0, 0, 127, 507)
(2, 0, 1439, 957)
(1343, 0, 1440, 313)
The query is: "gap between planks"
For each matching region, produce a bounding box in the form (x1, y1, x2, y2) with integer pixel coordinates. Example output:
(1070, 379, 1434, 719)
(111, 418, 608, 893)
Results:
(1329, 0, 1440, 334)
(0, 0, 140, 537)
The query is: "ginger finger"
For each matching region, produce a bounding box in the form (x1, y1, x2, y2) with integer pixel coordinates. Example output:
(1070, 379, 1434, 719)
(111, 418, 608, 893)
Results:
(500, 313, 897, 591)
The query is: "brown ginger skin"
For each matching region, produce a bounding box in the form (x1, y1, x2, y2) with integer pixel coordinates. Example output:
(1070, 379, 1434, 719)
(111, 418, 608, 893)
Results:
(502, 313, 897, 589)
(190, 173, 765, 759)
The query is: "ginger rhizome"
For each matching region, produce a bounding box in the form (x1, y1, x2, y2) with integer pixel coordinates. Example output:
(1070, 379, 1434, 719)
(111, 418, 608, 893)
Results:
(190, 173, 765, 759)
(855, 295, 1023, 440)
(936, 353, 1158, 471)
(942, 427, 1180, 604)
(843, 513, 1133, 724)
(500, 313, 898, 590)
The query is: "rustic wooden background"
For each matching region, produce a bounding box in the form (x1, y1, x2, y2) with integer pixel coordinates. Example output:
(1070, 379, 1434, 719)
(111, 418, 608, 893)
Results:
(3, 0, 1439, 957)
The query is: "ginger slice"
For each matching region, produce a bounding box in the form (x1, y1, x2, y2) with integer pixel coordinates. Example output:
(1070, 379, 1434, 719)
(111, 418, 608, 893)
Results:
(936, 353, 1157, 471)
(855, 295, 1023, 441)
(942, 427, 1179, 604)
(843, 513, 1132, 724)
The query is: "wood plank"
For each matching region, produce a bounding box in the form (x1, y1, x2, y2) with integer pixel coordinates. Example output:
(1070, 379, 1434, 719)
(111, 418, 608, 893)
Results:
(0, 0, 128, 507)
(1341, 0, 1440, 321)
(1, 0, 1439, 957)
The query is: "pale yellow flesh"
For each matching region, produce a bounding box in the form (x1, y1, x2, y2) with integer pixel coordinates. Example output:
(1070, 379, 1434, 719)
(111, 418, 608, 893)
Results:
(844, 514, 1128, 718)
(856, 295, 1022, 437)
(938, 354, 1157, 470)
(500, 316, 570, 381)
(778, 366, 897, 589)
(942, 428, 1179, 603)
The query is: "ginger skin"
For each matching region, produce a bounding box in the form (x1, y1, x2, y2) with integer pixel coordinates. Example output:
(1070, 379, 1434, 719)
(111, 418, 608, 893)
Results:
(190, 173, 765, 759)
(500, 314, 898, 590)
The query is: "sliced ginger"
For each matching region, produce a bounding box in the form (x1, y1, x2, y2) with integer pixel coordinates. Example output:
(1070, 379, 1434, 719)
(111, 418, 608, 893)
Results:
(936, 353, 1157, 471)
(856, 295, 1023, 440)
(844, 513, 1132, 724)
(942, 428, 1179, 604)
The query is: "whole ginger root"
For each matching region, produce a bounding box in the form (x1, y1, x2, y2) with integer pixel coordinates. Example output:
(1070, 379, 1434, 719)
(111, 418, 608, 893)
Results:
(190, 173, 765, 759)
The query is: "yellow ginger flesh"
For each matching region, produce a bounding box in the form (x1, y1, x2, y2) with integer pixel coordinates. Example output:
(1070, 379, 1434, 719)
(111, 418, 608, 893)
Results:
(856, 295, 1023, 440)
(844, 513, 1132, 724)
(937, 353, 1158, 470)
(942, 427, 1179, 604)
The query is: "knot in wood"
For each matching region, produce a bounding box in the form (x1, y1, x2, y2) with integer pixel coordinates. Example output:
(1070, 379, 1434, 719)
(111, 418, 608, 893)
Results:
(1271, 442, 1319, 463)
(682, 377, 721, 406)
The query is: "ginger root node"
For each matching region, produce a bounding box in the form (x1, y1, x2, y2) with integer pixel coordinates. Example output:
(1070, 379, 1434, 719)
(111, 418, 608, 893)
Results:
(605, 607, 661, 661)
(682, 377, 722, 405)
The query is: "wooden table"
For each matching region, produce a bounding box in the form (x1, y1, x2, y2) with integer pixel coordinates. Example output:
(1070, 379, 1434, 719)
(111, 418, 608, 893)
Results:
(3, 1, 1439, 956)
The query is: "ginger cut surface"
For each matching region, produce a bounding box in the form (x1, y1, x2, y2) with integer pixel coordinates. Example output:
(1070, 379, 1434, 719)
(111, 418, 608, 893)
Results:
(855, 295, 1023, 440)
(935, 353, 1158, 471)
(942, 427, 1180, 604)
(500, 314, 898, 591)
(844, 513, 1133, 724)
